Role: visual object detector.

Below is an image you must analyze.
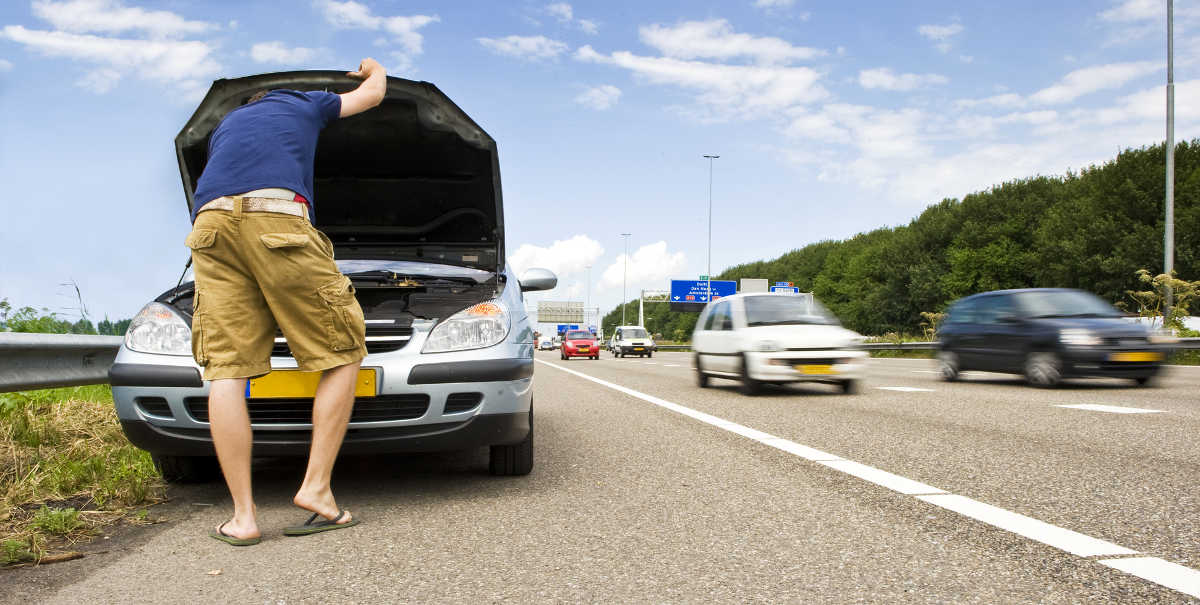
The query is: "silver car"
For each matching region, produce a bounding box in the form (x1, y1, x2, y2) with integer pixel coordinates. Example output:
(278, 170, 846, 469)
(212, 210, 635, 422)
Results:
(108, 71, 556, 481)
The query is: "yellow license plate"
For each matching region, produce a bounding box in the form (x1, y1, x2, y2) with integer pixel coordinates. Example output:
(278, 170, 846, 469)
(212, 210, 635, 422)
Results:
(579, 347, 590, 352)
(249, 369, 377, 398)
(796, 364, 836, 375)
(1108, 351, 1163, 362)
(634, 347, 644, 351)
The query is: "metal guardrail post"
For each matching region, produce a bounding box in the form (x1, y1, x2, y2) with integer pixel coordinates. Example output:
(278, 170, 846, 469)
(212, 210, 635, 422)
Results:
(0, 333, 123, 393)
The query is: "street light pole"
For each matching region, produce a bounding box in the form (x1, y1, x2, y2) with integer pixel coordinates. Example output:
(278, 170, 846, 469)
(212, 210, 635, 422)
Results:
(585, 265, 591, 329)
(1165, 0, 1176, 317)
(703, 154, 720, 304)
(620, 233, 631, 325)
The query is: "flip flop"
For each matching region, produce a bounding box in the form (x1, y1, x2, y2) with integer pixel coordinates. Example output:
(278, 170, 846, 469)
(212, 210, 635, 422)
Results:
(209, 521, 262, 546)
(283, 510, 360, 536)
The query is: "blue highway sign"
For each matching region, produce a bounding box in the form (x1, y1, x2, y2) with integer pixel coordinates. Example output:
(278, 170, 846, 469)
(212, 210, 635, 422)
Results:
(670, 279, 737, 303)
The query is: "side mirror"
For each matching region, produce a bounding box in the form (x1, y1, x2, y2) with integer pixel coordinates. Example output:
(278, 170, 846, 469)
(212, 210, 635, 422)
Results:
(519, 268, 557, 292)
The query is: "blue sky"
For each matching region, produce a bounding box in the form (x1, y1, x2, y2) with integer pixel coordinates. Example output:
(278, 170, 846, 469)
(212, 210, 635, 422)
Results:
(1, 0, 1196, 327)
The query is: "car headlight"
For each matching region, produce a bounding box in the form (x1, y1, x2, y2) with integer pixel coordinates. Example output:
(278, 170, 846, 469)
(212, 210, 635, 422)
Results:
(1149, 330, 1179, 344)
(125, 302, 192, 356)
(1059, 328, 1101, 347)
(422, 300, 510, 353)
(754, 340, 780, 352)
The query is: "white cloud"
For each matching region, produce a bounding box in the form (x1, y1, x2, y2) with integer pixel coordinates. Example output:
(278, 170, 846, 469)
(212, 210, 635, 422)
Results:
(917, 22, 963, 54)
(576, 45, 827, 115)
(639, 19, 823, 64)
(754, 0, 795, 7)
(599, 242, 688, 292)
(575, 84, 621, 110)
(76, 67, 120, 92)
(250, 41, 317, 64)
(857, 68, 948, 91)
(478, 35, 567, 60)
(31, 0, 216, 38)
(1099, 0, 1161, 22)
(0, 58, 12, 72)
(314, 0, 438, 69)
(509, 235, 605, 278)
(1, 25, 219, 84)
(1028, 60, 1159, 105)
(545, 2, 572, 22)
(578, 19, 598, 35)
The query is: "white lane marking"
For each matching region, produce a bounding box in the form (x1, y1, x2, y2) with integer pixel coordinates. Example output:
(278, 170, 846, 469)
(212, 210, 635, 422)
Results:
(876, 386, 936, 392)
(912, 370, 942, 374)
(645, 362, 658, 365)
(664, 364, 681, 367)
(1098, 557, 1200, 599)
(915, 494, 1136, 558)
(536, 358, 1200, 597)
(1055, 404, 1164, 414)
(820, 460, 945, 495)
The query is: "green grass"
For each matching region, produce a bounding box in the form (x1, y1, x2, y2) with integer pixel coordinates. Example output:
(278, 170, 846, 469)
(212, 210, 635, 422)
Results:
(1, 385, 163, 565)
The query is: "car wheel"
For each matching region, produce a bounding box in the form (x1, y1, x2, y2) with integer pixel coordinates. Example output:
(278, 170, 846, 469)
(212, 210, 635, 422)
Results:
(696, 355, 710, 388)
(647, 351, 653, 358)
(152, 454, 219, 483)
(839, 379, 860, 394)
(739, 354, 761, 396)
(1133, 376, 1153, 386)
(937, 350, 961, 381)
(1024, 352, 1062, 388)
(490, 403, 533, 476)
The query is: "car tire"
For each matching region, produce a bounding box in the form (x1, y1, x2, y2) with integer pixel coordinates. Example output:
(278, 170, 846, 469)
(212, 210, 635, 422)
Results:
(937, 350, 961, 381)
(739, 354, 761, 396)
(1024, 351, 1062, 388)
(839, 379, 860, 394)
(1133, 376, 1153, 386)
(490, 403, 533, 476)
(153, 454, 219, 483)
(696, 354, 710, 388)
(647, 351, 653, 358)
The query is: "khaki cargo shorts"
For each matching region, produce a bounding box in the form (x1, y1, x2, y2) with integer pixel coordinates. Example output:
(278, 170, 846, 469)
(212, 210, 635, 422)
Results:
(185, 202, 367, 381)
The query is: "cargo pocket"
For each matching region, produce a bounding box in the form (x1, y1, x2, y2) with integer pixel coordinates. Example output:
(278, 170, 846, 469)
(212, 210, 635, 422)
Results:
(259, 233, 310, 249)
(317, 275, 366, 351)
(191, 290, 208, 366)
(185, 228, 216, 251)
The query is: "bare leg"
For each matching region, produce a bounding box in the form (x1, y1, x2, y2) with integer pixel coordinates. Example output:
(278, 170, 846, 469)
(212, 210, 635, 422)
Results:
(208, 378, 260, 539)
(293, 361, 360, 523)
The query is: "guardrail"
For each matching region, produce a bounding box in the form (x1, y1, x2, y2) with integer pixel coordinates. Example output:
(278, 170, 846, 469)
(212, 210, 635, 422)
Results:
(1, 334, 1197, 393)
(0, 333, 123, 393)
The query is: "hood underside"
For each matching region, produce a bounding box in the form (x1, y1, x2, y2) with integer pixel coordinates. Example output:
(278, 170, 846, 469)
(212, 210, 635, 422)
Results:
(176, 71, 504, 271)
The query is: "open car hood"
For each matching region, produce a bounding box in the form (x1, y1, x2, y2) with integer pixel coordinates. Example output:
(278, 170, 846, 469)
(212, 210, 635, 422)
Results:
(176, 71, 504, 272)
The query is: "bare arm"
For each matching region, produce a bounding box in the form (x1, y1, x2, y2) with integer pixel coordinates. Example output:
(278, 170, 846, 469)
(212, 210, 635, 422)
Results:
(339, 58, 386, 118)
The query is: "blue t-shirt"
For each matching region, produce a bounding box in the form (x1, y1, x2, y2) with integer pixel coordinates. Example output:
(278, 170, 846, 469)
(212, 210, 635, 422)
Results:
(191, 90, 341, 221)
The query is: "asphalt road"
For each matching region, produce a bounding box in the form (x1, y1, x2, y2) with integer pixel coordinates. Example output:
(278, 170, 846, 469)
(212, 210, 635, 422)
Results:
(11, 352, 1200, 603)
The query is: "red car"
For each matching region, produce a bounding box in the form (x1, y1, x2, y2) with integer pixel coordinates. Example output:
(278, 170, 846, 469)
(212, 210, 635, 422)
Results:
(560, 329, 599, 360)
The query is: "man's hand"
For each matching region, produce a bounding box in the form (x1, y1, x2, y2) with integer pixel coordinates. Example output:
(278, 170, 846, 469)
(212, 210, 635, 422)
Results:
(347, 58, 383, 81)
(340, 58, 387, 117)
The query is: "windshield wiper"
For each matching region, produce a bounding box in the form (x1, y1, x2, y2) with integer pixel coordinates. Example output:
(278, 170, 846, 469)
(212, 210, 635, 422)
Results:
(1031, 312, 1117, 319)
(747, 319, 824, 326)
(345, 270, 483, 285)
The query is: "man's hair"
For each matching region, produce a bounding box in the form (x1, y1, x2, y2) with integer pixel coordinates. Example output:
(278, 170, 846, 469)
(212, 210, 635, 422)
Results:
(246, 90, 272, 104)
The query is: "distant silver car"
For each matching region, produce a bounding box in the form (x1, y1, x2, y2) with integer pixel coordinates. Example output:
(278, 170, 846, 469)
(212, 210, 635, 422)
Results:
(109, 71, 556, 481)
(692, 293, 867, 394)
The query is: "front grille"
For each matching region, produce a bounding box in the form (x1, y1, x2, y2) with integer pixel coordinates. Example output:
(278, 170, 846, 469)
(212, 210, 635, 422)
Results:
(444, 392, 483, 413)
(135, 396, 173, 418)
(184, 394, 429, 424)
(785, 358, 839, 365)
(785, 347, 838, 352)
(160, 421, 467, 443)
(271, 328, 413, 357)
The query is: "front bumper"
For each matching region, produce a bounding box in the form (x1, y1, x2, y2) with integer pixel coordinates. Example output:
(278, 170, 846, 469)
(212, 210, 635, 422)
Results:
(745, 350, 868, 382)
(1059, 345, 1170, 378)
(618, 345, 651, 354)
(563, 346, 597, 357)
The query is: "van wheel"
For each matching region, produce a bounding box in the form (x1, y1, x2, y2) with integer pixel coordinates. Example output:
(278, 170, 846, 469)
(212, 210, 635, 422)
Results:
(739, 354, 761, 396)
(490, 404, 533, 476)
(938, 350, 960, 381)
(696, 355, 710, 388)
(839, 379, 860, 394)
(1133, 376, 1153, 386)
(1024, 352, 1062, 388)
(152, 454, 219, 483)
(647, 351, 653, 358)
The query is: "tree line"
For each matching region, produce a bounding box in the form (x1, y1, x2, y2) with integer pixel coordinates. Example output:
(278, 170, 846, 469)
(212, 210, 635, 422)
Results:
(0, 298, 131, 335)
(604, 141, 1199, 338)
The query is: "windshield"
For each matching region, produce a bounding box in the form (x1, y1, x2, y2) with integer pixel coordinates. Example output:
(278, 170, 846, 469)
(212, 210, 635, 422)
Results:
(1014, 290, 1122, 318)
(622, 328, 649, 339)
(566, 330, 592, 339)
(744, 295, 839, 327)
(336, 259, 494, 283)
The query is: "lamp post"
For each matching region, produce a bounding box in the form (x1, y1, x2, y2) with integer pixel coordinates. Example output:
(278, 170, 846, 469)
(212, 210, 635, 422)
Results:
(703, 154, 719, 304)
(585, 265, 592, 329)
(620, 233, 631, 325)
(1166, 0, 1176, 317)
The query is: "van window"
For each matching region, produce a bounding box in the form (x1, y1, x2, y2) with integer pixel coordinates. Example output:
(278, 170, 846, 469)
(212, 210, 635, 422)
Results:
(710, 301, 733, 331)
(975, 295, 1016, 325)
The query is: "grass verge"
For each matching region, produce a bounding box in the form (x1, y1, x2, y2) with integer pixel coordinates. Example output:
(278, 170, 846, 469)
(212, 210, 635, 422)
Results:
(1, 385, 164, 566)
